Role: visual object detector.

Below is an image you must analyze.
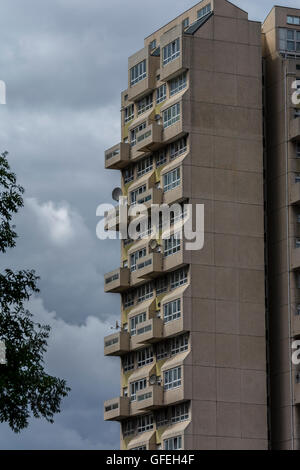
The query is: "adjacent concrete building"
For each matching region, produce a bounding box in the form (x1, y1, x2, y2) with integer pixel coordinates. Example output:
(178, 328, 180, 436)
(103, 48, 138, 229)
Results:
(103, 0, 300, 450)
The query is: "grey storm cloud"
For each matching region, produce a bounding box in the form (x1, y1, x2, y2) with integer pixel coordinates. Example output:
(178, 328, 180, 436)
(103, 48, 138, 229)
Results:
(0, 0, 298, 450)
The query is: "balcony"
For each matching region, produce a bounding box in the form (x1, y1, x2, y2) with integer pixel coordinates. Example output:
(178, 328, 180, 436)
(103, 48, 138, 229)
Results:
(135, 187, 163, 209)
(104, 206, 120, 232)
(104, 267, 130, 293)
(160, 25, 190, 82)
(135, 385, 164, 411)
(135, 252, 163, 279)
(128, 46, 160, 102)
(160, 96, 189, 146)
(133, 122, 163, 155)
(104, 396, 130, 421)
(290, 183, 300, 205)
(135, 317, 163, 344)
(105, 142, 131, 170)
(104, 330, 130, 356)
(160, 285, 192, 339)
(291, 249, 300, 270)
(290, 117, 300, 142)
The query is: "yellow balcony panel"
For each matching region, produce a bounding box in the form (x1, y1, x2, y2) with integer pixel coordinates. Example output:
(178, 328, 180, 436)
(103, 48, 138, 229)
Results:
(104, 396, 130, 421)
(290, 183, 300, 205)
(104, 330, 130, 356)
(135, 385, 164, 411)
(134, 122, 163, 154)
(136, 252, 163, 279)
(290, 117, 300, 142)
(160, 26, 190, 82)
(291, 249, 300, 270)
(105, 142, 131, 170)
(104, 267, 130, 293)
(135, 317, 163, 344)
(128, 46, 160, 102)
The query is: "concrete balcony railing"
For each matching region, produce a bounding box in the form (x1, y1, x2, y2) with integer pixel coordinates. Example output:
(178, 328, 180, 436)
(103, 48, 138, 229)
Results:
(104, 396, 130, 421)
(290, 183, 300, 206)
(136, 252, 163, 279)
(104, 330, 130, 356)
(291, 249, 300, 270)
(133, 122, 163, 155)
(104, 267, 130, 293)
(128, 46, 160, 102)
(135, 385, 164, 411)
(160, 25, 190, 82)
(105, 142, 131, 170)
(290, 117, 300, 142)
(135, 317, 163, 344)
(135, 187, 163, 209)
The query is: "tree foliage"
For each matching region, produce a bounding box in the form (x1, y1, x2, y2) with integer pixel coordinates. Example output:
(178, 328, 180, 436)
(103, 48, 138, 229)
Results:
(0, 151, 70, 432)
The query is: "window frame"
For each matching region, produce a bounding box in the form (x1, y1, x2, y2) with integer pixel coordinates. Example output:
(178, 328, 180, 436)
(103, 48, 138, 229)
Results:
(130, 60, 147, 87)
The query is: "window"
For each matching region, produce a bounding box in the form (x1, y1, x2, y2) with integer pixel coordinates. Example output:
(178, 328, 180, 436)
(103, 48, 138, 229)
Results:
(163, 299, 181, 323)
(156, 84, 167, 104)
(132, 446, 146, 451)
(156, 276, 168, 295)
(197, 3, 211, 19)
(170, 268, 188, 290)
(163, 167, 180, 192)
(130, 122, 146, 147)
(137, 347, 154, 367)
(171, 403, 189, 423)
(296, 173, 300, 183)
(156, 409, 169, 427)
(137, 94, 153, 115)
(164, 232, 181, 257)
(137, 414, 154, 433)
(296, 238, 300, 248)
(297, 142, 300, 159)
(297, 304, 300, 316)
(123, 354, 135, 372)
(155, 149, 167, 167)
(137, 155, 153, 177)
(123, 166, 134, 184)
(279, 28, 300, 52)
(130, 184, 146, 205)
(164, 436, 182, 450)
(130, 248, 146, 272)
(297, 273, 300, 289)
(122, 420, 135, 436)
(130, 312, 147, 335)
(149, 39, 157, 50)
(123, 291, 135, 309)
(130, 60, 146, 86)
(171, 334, 188, 355)
(163, 38, 180, 66)
(170, 137, 187, 159)
(182, 17, 189, 29)
(170, 73, 187, 96)
(287, 16, 300, 25)
(137, 282, 154, 303)
(156, 341, 169, 360)
(164, 366, 182, 390)
(130, 378, 147, 401)
(124, 104, 134, 123)
(163, 103, 180, 128)
(295, 108, 300, 118)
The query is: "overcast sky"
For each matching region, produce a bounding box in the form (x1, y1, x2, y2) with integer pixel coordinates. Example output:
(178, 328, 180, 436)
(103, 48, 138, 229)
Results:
(0, 0, 297, 450)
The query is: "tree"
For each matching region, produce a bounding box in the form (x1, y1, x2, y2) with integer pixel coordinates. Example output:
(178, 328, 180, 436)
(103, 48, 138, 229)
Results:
(0, 151, 70, 432)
